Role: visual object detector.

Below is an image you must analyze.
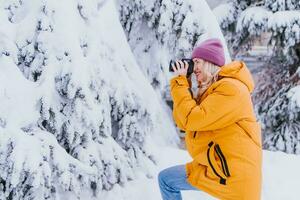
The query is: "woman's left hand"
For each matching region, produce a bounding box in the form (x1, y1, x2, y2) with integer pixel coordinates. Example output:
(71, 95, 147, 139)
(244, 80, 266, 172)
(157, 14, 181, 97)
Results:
(171, 60, 188, 76)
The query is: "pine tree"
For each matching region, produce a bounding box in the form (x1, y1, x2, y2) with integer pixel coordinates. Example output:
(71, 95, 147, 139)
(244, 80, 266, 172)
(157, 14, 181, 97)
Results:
(215, 0, 300, 153)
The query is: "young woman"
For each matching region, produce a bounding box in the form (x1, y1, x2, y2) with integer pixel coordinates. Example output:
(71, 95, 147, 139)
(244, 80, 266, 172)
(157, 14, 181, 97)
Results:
(158, 38, 262, 200)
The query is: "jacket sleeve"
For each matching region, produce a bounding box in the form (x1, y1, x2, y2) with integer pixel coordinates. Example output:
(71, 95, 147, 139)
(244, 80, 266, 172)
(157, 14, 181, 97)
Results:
(170, 75, 193, 131)
(170, 75, 242, 131)
(172, 107, 186, 131)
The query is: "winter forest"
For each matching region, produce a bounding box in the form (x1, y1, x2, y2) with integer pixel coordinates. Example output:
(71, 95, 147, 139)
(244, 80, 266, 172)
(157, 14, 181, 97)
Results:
(0, 0, 299, 199)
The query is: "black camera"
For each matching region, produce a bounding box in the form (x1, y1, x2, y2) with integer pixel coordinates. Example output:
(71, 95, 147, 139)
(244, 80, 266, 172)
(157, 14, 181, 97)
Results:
(169, 58, 194, 77)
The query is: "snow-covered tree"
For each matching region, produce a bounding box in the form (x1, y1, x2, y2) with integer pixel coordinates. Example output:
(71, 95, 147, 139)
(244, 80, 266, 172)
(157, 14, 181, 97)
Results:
(0, 0, 178, 199)
(214, 0, 300, 154)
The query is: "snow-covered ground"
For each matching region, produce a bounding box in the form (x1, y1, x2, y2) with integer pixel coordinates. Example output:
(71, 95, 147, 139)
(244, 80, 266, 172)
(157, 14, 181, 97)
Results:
(78, 146, 300, 200)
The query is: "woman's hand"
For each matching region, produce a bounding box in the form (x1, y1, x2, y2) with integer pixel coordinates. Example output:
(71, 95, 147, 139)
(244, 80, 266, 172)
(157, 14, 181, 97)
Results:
(171, 60, 189, 76)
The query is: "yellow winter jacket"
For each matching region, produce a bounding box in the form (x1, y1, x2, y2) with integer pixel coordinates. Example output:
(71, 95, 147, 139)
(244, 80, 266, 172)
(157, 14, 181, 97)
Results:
(170, 61, 262, 200)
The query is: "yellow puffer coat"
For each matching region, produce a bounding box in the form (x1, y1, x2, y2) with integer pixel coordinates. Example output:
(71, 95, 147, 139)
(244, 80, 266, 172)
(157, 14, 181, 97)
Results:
(170, 61, 262, 200)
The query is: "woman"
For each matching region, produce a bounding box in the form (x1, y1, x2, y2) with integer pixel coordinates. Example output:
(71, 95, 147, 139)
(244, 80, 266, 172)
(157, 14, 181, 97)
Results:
(158, 38, 262, 200)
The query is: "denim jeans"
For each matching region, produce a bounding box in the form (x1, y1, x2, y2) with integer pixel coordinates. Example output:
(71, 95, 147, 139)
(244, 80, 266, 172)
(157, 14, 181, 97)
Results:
(158, 164, 199, 200)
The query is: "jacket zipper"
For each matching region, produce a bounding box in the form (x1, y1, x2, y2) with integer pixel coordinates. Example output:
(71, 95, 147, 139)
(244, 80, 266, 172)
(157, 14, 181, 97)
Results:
(214, 144, 231, 177)
(193, 131, 197, 138)
(207, 141, 226, 185)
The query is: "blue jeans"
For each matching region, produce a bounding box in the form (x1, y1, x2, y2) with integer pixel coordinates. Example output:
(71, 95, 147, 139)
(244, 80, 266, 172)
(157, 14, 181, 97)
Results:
(158, 164, 199, 200)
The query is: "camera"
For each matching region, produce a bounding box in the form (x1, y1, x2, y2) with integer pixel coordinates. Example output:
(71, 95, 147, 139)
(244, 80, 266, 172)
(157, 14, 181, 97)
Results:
(169, 58, 194, 77)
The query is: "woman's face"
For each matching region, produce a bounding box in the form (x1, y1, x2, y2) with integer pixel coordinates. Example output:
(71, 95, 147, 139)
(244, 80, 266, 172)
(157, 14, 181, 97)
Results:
(193, 58, 204, 83)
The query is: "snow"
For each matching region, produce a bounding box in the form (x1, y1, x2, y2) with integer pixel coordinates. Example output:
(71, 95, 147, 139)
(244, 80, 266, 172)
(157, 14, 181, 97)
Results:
(213, 2, 236, 29)
(262, 150, 300, 200)
(265, 0, 300, 11)
(0, 56, 40, 129)
(228, 6, 300, 48)
(207, 0, 227, 9)
(216, 2, 300, 37)
(268, 10, 300, 47)
(70, 147, 300, 200)
(288, 85, 300, 109)
(236, 7, 271, 34)
(269, 10, 300, 31)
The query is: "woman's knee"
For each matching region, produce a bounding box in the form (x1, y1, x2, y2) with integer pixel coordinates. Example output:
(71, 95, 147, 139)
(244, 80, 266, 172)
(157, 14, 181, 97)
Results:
(158, 169, 167, 184)
(158, 167, 173, 186)
(158, 165, 183, 184)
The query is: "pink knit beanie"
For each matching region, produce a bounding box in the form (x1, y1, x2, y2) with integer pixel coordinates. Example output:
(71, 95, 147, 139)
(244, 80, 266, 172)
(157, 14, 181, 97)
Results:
(191, 38, 225, 67)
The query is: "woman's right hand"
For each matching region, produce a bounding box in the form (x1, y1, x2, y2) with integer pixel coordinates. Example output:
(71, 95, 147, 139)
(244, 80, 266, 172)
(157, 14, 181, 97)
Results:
(171, 60, 189, 77)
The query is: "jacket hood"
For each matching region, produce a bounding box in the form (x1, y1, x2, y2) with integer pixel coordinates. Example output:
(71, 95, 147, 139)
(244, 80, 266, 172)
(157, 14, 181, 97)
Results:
(218, 61, 255, 92)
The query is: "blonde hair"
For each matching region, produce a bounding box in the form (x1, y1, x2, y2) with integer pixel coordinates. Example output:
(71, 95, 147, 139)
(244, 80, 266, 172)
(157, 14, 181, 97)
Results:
(196, 59, 221, 101)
